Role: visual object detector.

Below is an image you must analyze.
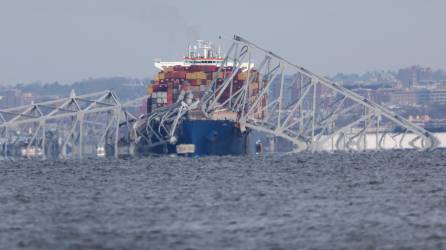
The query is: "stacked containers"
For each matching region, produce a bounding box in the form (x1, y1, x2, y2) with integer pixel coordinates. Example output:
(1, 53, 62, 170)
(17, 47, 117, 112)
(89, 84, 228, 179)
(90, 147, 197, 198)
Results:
(147, 65, 266, 119)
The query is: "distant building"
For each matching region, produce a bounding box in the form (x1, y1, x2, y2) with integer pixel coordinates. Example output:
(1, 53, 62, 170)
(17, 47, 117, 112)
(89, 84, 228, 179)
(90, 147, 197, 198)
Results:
(390, 91, 418, 106)
(390, 89, 446, 106)
(408, 114, 431, 127)
(428, 90, 446, 104)
(354, 88, 392, 104)
(397, 66, 433, 87)
(0, 89, 22, 109)
(21, 92, 34, 105)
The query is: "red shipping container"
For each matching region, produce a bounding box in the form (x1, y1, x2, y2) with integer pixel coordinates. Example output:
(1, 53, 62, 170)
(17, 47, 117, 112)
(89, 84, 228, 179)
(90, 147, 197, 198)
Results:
(200, 65, 217, 72)
(173, 65, 184, 71)
(190, 79, 198, 86)
(181, 84, 189, 91)
(190, 65, 200, 72)
(174, 71, 186, 78)
(167, 87, 173, 104)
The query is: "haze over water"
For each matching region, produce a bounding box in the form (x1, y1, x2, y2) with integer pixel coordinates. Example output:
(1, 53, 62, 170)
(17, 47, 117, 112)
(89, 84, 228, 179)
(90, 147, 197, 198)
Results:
(0, 0, 445, 84)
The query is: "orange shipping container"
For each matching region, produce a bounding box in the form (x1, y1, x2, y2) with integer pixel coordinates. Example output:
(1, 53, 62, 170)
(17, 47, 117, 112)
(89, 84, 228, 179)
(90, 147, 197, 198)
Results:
(238, 72, 248, 81)
(212, 71, 227, 79)
(186, 72, 195, 80)
(173, 71, 186, 78)
(190, 79, 200, 86)
(195, 72, 207, 80)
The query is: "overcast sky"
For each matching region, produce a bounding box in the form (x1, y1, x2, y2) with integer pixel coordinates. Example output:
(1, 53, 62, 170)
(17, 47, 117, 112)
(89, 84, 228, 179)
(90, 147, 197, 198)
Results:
(0, 0, 445, 85)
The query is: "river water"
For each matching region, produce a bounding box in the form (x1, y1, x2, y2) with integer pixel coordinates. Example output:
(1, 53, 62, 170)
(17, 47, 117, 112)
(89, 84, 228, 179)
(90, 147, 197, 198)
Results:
(1, 150, 446, 249)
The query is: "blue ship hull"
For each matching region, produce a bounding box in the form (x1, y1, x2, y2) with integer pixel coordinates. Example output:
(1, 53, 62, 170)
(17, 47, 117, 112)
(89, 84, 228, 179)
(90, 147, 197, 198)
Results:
(178, 120, 249, 156)
(135, 119, 249, 156)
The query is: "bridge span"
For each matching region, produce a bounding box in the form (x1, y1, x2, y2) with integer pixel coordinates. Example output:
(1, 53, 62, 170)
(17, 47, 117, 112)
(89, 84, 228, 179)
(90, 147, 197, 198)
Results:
(0, 36, 439, 159)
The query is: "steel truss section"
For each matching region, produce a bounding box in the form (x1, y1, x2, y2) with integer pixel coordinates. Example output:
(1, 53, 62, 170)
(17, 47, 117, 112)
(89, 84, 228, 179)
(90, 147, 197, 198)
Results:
(0, 90, 147, 160)
(0, 35, 439, 159)
(202, 35, 439, 152)
(132, 99, 197, 154)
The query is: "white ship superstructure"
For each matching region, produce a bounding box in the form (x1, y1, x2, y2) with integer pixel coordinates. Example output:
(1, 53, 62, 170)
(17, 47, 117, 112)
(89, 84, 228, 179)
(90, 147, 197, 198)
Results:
(154, 40, 253, 70)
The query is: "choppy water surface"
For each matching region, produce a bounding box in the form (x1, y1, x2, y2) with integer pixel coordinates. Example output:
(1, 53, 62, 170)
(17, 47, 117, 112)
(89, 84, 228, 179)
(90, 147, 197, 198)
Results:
(1, 150, 446, 250)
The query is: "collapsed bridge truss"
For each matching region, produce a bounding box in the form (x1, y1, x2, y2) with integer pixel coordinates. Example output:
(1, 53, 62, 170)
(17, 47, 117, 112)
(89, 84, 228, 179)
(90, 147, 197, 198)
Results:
(0, 35, 439, 159)
(201, 35, 439, 152)
(0, 90, 146, 159)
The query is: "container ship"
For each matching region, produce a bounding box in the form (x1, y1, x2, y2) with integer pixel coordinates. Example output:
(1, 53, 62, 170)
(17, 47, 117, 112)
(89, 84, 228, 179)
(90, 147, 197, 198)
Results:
(141, 40, 263, 156)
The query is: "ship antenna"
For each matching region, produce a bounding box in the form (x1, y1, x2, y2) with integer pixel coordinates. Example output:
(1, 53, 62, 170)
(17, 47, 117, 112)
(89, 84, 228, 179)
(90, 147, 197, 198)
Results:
(218, 35, 222, 58)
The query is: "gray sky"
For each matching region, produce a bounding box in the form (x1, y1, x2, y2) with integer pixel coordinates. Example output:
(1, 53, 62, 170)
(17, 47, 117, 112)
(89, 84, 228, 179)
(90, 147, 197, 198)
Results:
(0, 0, 445, 85)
